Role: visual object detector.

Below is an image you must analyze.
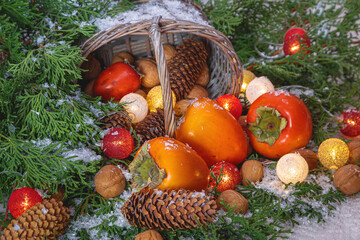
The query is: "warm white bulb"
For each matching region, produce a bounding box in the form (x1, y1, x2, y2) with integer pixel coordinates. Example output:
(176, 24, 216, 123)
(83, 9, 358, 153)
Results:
(120, 93, 148, 123)
(245, 76, 275, 103)
(276, 153, 309, 184)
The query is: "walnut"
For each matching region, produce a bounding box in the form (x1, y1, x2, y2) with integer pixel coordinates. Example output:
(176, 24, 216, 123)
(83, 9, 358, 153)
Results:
(80, 54, 102, 81)
(216, 190, 248, 214)
(290, 148, 319, 170)
(348, 139, 360, 164)
(240, 160, 263, 186)
(94, 165, 126, 198)
(135, 230, 163, 240)
(333, 164, 360, 195)
(111, 52, 135, 65)
(135, 58, 160, 88)
(186, 85, 208, 99)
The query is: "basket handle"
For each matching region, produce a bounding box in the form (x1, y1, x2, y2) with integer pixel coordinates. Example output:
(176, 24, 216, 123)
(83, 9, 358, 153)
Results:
(148, 16, 176, 138)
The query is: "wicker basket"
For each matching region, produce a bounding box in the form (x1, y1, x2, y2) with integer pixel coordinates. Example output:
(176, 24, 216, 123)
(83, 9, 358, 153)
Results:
(81, 1, 243, 138)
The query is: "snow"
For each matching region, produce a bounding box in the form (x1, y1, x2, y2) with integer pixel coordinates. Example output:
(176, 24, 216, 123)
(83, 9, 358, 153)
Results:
(62, 147, 102, 163)
(93, 0, 210, 32)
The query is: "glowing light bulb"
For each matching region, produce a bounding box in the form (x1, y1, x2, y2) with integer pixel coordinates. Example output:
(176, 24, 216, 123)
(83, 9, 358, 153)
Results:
(245, 76, 275, 103)
(146, 85, 176, 112)
(276, 153, 309, 184)
(120, 93, 148, 123)
(318, 138, 349, 170)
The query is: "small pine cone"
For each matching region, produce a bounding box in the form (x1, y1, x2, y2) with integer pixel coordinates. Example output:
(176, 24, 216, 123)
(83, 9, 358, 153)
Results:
(99, 111, 132, 131)
(121, 187, 217, 231)
(1, 198, 70, 240)
(168, 38, 208, 100)
(135, 109, 165, 144)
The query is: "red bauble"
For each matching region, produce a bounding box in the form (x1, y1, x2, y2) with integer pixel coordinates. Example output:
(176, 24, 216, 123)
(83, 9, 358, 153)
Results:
(339, 108, 360, 137)
(8, 187, 43, 219)
(283, 27, 310, 56)
(209, 161, 242, 192)
(216, 94, 243, 120)
(101, 127, 134, 159)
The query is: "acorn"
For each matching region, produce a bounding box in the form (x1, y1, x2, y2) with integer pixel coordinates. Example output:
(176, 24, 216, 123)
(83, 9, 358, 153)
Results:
(348, 139, 360, 164)
(111, 52, 135, 65)
(136, 58, 160, 88)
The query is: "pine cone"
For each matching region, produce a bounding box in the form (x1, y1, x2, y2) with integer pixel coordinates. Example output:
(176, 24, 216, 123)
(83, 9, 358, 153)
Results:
(121, 187, 217, 231)
(168, 38, 208, 100)
(99, 111, 132, 131)
(1, 198, 70, 240)
(135, 109, 165, 144)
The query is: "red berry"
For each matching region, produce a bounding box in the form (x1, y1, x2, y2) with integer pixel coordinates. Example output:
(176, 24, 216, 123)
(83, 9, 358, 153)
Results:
(339, 109, 360, 137)
(283, 27, 311, 56)
(8, 187, 43, 218)
(216, 94, 243, 120)
(209, 161, 242, 192)
(101, 127, 134, 159)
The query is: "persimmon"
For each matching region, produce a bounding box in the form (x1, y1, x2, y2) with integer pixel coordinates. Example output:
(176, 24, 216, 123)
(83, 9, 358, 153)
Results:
(129, 137, 209, 191)
(175, 98, 248, 167)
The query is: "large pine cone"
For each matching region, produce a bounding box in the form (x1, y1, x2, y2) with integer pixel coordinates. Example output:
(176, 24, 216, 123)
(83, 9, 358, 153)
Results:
(168, 38, 208, 100)
(99, 111, 132, 131)
(134, 109, 165, 144)
(121, 187, 217, 231)
(1, 198, 70, 240)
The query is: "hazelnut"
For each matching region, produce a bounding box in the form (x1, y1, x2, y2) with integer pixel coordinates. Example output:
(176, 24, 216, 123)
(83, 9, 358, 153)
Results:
(111, 52, 135, 65)
(290, 148, 319, 170)
(94, 165, 126, 198)
(133, 89, 147, 99)
(240, 160, 263, 186)
(135, 230, 163, 240)
(216, 190, 248, 214)
(135, 58, 160, 88)
(174, 99, 193, 117)
(195, 63, 210, 87)
(348, 139, 360, 164)
(186, 85, 208, 99)
(333, 164, 360, 195)
(80, 54, 102, 81)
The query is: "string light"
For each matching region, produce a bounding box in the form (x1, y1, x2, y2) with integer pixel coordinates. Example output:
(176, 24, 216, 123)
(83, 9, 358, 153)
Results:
(318, 138, 349, 170)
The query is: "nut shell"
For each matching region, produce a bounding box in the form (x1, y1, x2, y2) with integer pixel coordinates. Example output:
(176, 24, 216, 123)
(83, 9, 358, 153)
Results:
(81, 54, 102, 81)
(195, 63, 210, 87)
(348, 139, 360, 164)
(216, 190, 248, 214)
(136, 58, 160, 88)
(135, 230, 163, 240)
(174, 99, 193, 117)
(94, 165, 126, 198)
(333, 164, 360, 195)
(163, 44, 176, 62)
(186, 85, 209, 99)
(112, 52, 135, 65)
(290, 148, 319, 170)
(240, 160, 263, 185)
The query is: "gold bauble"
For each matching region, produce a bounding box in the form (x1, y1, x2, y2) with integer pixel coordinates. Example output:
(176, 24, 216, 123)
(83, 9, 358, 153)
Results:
(318, 138, 349, 170)
(240, 70, 256, 92)
(276, 153, 309, 184)
(146, 85, 176, 112)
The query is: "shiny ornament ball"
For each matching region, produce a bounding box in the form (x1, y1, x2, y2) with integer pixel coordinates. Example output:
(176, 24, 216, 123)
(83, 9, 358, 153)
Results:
(146, 85, 176, 112)
(216, 94, 243, 120)
(240, 70, 256, 92)
(101, 127, 134, 160)
(209, 161, 242, 192)
(120, 93, 149, 123)
(339, 108, 360, 137)
(318, 138, 349, 170)
(8, 187, 43, 218)
(276, 153, 309, 184)
(283, 27, 310, 56)
(245, 76, 275, 103)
